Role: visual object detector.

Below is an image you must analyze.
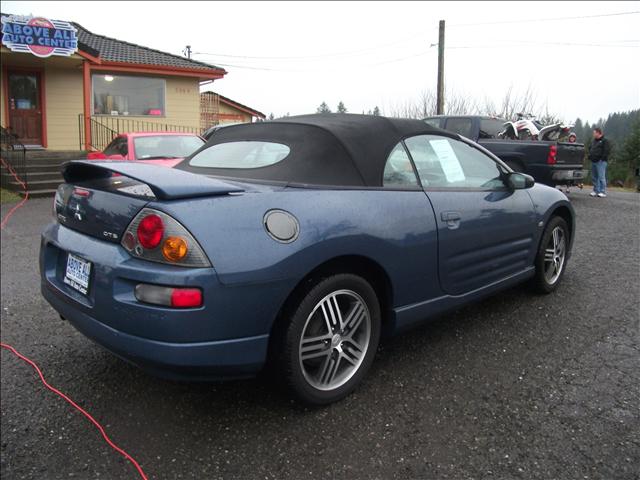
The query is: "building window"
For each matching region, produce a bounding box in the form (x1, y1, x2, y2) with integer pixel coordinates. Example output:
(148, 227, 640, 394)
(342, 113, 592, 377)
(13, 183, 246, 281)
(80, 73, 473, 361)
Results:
(92, 74, 165, 116)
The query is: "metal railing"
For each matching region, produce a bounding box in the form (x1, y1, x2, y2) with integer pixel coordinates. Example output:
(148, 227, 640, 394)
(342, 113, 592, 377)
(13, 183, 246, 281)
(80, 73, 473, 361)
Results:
(79, 114, 201, 151)
(79, 115, 118, 152)
(0, 126, 27, 192)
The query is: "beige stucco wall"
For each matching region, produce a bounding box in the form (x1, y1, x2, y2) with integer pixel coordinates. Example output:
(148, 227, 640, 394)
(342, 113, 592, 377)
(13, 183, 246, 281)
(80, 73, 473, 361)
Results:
(164, 76, 200, 128)
(44, 66, 83, 150)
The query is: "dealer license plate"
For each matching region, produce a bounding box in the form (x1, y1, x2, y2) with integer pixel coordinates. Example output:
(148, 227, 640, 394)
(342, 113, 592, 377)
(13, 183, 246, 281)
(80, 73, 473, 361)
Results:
(64, 253, 91, 295)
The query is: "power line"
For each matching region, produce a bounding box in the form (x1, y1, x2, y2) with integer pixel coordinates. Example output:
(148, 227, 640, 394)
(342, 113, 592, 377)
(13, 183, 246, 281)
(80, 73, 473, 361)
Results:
(199, 48, 437, 72)
(192, 30, 436, 62)
(192, 11, 638, 64)
(369, 48, 435, 67)
(447, 42, 640, 49)
(448, 10, 640, 27)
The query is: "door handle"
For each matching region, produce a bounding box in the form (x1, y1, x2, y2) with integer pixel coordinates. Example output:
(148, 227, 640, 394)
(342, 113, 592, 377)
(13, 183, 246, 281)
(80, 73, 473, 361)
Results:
(441, 211, 461, 230)
(441, 211, 461, 221)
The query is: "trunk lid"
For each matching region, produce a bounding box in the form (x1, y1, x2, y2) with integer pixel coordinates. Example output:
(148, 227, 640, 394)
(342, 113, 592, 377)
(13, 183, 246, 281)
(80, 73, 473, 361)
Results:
(54, 181, 149, 243)
(56, 161, 245, 243)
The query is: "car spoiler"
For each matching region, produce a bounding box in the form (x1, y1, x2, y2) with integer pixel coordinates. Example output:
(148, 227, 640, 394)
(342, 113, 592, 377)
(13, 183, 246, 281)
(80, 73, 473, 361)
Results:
(63, 161, 244, 200)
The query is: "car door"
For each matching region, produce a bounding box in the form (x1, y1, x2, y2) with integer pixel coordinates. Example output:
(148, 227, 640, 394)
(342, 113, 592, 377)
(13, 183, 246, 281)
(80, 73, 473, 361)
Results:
(404, 134, 537, 296)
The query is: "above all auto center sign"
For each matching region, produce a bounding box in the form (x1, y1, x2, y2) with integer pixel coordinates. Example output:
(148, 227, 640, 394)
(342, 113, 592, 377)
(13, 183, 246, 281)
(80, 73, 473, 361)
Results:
(1, 15, 78, 58)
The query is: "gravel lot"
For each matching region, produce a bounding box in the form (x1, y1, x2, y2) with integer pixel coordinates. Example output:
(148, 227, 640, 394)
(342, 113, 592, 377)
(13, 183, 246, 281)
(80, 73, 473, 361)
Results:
(1, 189, 639, 480)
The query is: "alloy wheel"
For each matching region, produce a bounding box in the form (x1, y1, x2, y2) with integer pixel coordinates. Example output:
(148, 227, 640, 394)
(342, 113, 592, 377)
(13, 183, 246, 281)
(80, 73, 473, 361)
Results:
(298, 289, 371, 391)
(544, 226, 566, 285)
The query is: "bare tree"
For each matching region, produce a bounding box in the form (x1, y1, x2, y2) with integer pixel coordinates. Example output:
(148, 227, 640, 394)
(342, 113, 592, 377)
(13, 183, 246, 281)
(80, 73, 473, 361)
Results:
(482, 84, 541, 120)
(537, 103, 564, 125)
(384, 85, 562, 126)
(445, 88, 480, 116)
(387, 88, 479, 119)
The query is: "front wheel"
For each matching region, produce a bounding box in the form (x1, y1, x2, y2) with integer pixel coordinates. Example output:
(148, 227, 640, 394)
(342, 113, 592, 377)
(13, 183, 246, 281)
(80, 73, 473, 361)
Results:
(277, 274, 381, 405)
(532, 216, 570, 293)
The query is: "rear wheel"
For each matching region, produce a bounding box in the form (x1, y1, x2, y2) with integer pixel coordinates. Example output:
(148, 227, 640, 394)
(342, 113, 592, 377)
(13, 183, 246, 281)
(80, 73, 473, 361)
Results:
(277, 274, 381, 405)
(532, 216, 569, 293)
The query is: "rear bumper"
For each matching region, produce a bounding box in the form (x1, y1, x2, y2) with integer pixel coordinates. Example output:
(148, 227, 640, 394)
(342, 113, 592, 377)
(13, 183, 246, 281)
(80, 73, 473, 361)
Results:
(528, 165, 586, 186)
(551, 169, 587, 183)
(42, 283, 268, 380)
(39, 222, 288, 380)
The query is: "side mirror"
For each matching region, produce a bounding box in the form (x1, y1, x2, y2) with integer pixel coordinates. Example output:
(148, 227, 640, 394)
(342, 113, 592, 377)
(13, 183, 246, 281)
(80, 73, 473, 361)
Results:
(117, 144, 128, 156)
(506, 172, 535, 190)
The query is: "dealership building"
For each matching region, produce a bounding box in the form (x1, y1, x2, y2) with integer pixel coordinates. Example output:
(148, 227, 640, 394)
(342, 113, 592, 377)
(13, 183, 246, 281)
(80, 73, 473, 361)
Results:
(1, 13, 230, 151)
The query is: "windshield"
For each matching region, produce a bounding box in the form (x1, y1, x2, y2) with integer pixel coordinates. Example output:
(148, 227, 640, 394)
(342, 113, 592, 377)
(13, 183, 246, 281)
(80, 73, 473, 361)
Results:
(134, 135, 204, 160)
(189, 141, 291, 169)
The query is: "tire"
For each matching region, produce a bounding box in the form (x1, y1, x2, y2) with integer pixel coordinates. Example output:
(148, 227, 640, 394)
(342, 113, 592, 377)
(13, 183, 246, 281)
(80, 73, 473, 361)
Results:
(276, 273, 381, 405)
(532, 216, 570, 294)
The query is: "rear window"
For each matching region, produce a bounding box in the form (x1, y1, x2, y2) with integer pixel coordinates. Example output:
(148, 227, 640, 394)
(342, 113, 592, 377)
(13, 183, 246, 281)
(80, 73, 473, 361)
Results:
(444, 118, 474, 139)
(189, 141, 291, 169)
(479, 118, 506, 139)
(134, 135, 204, 160)
(423, 117, 443, 128)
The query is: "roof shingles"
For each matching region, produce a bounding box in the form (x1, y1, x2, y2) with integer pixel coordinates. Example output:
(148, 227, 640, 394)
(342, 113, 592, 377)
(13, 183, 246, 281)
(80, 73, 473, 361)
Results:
(73, 22, 224, 72)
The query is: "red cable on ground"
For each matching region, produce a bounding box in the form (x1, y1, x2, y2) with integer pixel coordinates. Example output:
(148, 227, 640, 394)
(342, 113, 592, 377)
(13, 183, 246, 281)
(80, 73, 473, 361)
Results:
(0, 343, 149, 480)
(1, 161, 148, 479)
(0, 156, 29, 229)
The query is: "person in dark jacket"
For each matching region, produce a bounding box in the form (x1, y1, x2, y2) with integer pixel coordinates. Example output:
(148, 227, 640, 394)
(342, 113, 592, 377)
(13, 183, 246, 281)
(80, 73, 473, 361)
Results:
(589, 127, 612, 198)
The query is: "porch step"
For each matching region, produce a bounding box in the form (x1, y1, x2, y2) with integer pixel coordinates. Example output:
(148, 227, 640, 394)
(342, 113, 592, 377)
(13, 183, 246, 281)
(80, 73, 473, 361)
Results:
(2, 171, 62, 182)
(23, 163, 66, 172)
(24, 150, 88, 166)
(18, 188, 57, 199)
(7, 178, 62, 194)
(25, 150, 88, 160)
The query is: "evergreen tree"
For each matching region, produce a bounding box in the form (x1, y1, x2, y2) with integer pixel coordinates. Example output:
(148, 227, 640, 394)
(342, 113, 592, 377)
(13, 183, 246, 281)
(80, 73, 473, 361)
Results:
(336, 101, 347, 114)
(268, 113, 275, 121)
(317, 102, 331, 114)
(372, 106, 380, 116)
(573, 117, 584, 142)
(611, 118, 640, 187)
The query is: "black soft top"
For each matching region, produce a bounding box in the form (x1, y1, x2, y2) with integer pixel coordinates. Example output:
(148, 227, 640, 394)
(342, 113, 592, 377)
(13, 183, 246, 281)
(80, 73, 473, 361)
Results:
(177, 113, 454, 187)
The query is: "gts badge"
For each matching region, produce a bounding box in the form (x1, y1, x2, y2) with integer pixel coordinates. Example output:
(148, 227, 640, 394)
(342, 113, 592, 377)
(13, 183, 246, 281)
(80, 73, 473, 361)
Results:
(103, 231, 119, 240)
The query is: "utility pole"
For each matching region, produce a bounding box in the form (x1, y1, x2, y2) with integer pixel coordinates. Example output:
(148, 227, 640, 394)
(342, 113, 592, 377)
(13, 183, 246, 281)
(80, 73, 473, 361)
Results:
(436, 20, 445, 115)
(183, 45, 192, 59)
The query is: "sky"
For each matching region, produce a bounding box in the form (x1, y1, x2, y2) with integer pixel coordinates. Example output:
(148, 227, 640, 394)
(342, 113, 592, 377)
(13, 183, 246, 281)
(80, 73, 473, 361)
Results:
(3, 1, 639, 123)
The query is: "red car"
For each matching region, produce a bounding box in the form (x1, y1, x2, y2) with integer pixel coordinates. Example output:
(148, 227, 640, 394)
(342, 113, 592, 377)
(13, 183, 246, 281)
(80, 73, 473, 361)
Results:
(87, 132, 205, 167)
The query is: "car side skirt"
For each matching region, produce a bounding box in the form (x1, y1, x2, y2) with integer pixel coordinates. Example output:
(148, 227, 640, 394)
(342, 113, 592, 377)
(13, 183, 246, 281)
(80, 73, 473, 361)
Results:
(391, 266, 535, 334)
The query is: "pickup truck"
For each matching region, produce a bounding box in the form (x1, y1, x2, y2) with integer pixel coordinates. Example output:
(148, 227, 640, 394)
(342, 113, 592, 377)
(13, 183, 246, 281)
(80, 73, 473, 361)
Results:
(423, 115, 586, 187)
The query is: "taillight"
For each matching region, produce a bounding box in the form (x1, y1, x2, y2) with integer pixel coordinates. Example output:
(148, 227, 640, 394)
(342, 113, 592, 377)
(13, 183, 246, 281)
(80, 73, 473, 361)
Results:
(137, 214, 164, 249)
(547, 145, 557, 165)
(122, 208, 211, 268)
(135, 284, 203, 308)
(53, 185, 63, 218)
(162, 236, 188, 262)
(170, 288, 202, 308)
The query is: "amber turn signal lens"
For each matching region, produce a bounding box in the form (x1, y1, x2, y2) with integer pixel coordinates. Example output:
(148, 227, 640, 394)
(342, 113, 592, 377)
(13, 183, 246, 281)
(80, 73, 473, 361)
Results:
(162, 236, 188, 262)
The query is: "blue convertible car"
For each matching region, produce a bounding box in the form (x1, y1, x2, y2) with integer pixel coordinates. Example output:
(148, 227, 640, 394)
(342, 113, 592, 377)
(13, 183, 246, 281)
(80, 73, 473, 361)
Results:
(41, 114, 574, 404)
